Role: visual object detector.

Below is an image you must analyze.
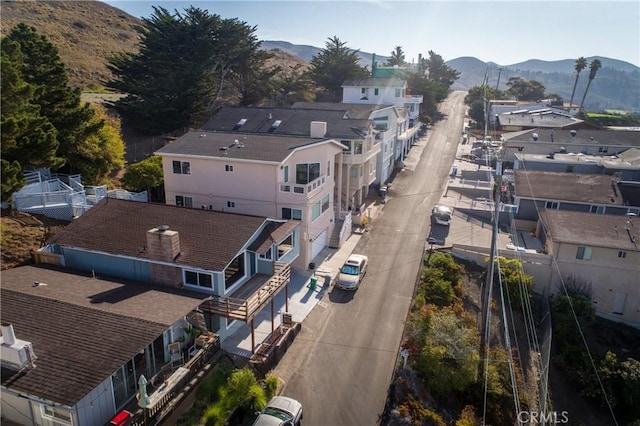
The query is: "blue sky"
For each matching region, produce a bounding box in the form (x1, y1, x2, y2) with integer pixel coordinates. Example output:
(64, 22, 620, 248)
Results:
(104, 1, 640, 67)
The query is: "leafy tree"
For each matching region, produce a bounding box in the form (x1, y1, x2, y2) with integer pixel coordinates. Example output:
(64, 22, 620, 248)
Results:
(495, 257, 533, 309)
(427, 251, 464, 286)
(384, 46, 406, 66)
(468, 101, 486, 129)
(229, 48, 280, 106)
(420, 268, 456, 307)
(7, 23, 101, 175)
(425, 50, 460, 86)
(414, 308, 480, 395)
(579, 58, 602, 110)
(272, 63, 315, 105)
(121, 155, 164, 201)
(309, 36, 368, 101)
(569, 57, 587, 109)
(456, 405, 480, 426)
(70, 104, 126, 184)
(505, 77, 546, 101)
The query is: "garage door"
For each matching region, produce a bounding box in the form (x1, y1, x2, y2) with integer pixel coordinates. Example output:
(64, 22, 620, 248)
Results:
(311, 229, 327, 260)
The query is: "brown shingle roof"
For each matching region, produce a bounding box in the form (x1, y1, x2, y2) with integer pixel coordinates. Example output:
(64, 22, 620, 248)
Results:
(1, 265, 206, 406)
(247, 220, 299, 254)
(539, 210, 640, 251)
(47, 198, 271, 271)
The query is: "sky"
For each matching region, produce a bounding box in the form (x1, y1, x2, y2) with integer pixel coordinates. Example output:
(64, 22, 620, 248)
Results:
(103, 0, 640, 67)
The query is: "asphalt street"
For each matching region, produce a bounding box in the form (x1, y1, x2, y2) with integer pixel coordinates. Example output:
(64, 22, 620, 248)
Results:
(272, 91, 468, 425)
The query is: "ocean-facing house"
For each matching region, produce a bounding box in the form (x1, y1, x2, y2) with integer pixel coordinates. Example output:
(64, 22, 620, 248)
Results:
(341, 76, 423, 163)
(536, 210, 640, 328)
(0, 265, 212, 426)
(501, 128, 640, 163)
(154, 127, 344, 269)
(512, 170, 640, 221)
(291, 102, 400, 185)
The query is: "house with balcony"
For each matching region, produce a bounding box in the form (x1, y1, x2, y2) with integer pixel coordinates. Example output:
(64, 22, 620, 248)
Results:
(154, 127, 345, 269)
(341, 76, 423, 162)
(291, 102, 401, 185)
(38, 198, 301, 348)
(1, 265, 218, 426)
(536, 210, 640, 328)
(513, 170, 640, 222)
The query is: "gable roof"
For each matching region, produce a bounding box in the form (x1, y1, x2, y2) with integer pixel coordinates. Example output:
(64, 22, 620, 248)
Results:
(290, 102, 396, 119)
(201, 107, 370, 139)
(47, 198, 293, 271)
(514, 170, 637, 206)
(1, 265, 205, 407)
(539, 210, 640, 251)
(341, 76, 407, 87)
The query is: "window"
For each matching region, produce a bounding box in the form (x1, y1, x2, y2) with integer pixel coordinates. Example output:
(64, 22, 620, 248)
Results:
(599, 146, 608, 153)
(296, 163, 320, 184)
(565, 165, 574, 173)
(590, 205, 605, 214)
(282, 207, 302, 220)
(360, 165, 364, 177)
(185, 270, 213, 288)
(327, 160, 331, 177)
(225, 164, 234, 172)
(225, 253, 245, 289)
(350, 166, 358, 178)
(341, 140, 352, 153)
(361, 88, 366, 94)
(353, 141, 363, 154)
(259, 247, 273, 260)
(545, 201, 559, 209)
(283, 165, 289, 182)
(576, 246, 592, 260)
(374, 88, 379, 96)
(173, 161, 190, 175)
(322, 194, 330, 213)
(176, 195, 193, 208)
(369, 162, 375, 174)
(42, 406, 72, 424)
(395, 88, 401, 97)
(227, 201, 235, 208)
(311, 200, 321, 221)
(618, 251, 627, 259)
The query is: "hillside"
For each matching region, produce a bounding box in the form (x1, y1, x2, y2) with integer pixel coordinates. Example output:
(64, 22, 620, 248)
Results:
(0, 0, 141, 89)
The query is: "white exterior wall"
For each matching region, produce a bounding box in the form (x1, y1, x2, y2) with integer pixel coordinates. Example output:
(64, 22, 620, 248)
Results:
(342, 84, 406, 105)
(163, 156, 278, 217)
(74, 376, 117, 425)
(1, 391, 34, 425)
(549, 240, 640, 328)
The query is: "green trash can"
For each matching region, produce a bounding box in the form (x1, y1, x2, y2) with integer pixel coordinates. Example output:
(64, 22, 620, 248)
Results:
(309, 275, 318, 291)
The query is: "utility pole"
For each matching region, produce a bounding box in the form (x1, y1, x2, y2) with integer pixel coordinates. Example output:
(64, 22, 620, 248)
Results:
(495, 67, 503, 92)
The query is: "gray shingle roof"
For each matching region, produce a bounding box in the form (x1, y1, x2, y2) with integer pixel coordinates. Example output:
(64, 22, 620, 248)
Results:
(290, 102, 395, 119)
(1, 265, 205, 406)
(505, 128, 640, 146)
(539, 210, 640, 251)
(200, 106, 370, 140)
(47, 198, 285, 271)
(514, 170, 635, 206)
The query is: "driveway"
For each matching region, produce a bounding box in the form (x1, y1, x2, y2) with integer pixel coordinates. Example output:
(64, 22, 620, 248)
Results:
(272, 91, 467, 425)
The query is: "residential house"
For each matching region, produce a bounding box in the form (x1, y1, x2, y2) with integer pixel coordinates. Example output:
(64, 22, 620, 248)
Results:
(291, 101, 400, 185)
(489, 101, 584, 128)
(1, 265, 209, 426)
(513, 148, 640, 181)
(39, 198, 301, 346)
(513, 170, 640, 221)
(536, 210, 640, 328)
(501, 128, 640, 163)
(341, 76, 423, 161)
(154, 128, 343, 269)
(495, 109, 587, 132)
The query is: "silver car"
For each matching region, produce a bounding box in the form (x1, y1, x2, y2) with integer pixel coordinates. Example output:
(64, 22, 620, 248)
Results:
(253, 396, 303, 426)
(337, 254, 368, 290)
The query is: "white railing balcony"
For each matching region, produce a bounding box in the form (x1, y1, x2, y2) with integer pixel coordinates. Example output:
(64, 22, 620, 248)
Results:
(279, 176, 326, 196)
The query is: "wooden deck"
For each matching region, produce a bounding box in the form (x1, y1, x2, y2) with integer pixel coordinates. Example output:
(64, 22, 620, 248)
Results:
(202, 262, 291, 322)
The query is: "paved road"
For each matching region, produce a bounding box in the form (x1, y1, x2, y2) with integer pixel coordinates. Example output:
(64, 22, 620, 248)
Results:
(273, 91, 468, 425)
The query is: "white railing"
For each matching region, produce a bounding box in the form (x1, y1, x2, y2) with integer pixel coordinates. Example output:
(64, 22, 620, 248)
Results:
(279, 176, 326, 196)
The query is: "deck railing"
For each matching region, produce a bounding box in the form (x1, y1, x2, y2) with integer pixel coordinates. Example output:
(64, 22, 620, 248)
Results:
(204, 262, 291, 321)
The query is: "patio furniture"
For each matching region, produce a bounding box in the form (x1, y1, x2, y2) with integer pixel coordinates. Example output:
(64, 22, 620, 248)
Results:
(168, 342, 184, 369)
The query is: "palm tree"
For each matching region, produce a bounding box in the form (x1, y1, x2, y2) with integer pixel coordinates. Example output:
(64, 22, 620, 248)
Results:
(579, 58, 602, 111)
(568, 57, 587, 110)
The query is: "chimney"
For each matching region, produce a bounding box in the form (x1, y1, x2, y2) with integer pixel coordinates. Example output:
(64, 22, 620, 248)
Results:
(146, 226, 180, 262)
(310, 121, 327, 138)
(1, 323, 37, 371)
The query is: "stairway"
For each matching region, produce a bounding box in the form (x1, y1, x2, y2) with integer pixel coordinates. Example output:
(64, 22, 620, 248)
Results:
(328, 218, 344, 248)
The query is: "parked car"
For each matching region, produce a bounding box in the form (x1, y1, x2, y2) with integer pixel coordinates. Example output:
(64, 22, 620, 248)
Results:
(432, 205, 453, 226)
(253, 396, 303, 426)
(337, 254, 368, 290)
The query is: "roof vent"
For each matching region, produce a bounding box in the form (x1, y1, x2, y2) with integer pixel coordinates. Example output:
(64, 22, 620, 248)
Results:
(157, 225, 170, 232)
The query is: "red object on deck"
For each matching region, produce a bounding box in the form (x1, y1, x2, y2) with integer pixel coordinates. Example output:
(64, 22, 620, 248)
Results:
(109, 410, 131, 426)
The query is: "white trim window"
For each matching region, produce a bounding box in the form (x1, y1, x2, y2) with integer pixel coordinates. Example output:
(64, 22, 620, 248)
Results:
(176, 195, 193, 208)
(282, 207, 302, 220)
(576, 246, 592, 261)
(184, 270, 213, 289)
(259, 247, 273, 260)
(227, 201, 236, 208)
(172, 160, 190, 175)
(42, 405, 72, 424)
(225, 164, 234, 172)
(545, 201, 559, 209)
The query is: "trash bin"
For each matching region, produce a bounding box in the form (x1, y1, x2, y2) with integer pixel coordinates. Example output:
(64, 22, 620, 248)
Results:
(308, 262, 316, 270)
(379, 186, 387, 197)
(309, 275, 318, 291)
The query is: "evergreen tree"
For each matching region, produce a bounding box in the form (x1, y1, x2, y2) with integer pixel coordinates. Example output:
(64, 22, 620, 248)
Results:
(309, 36, 368, 101)
(229, 47, 280, 106)
(425, 50, 460, 86)
(384, 46, 406, 66)
(7, 23, 101, 175)
(0, 37, 60, 200)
